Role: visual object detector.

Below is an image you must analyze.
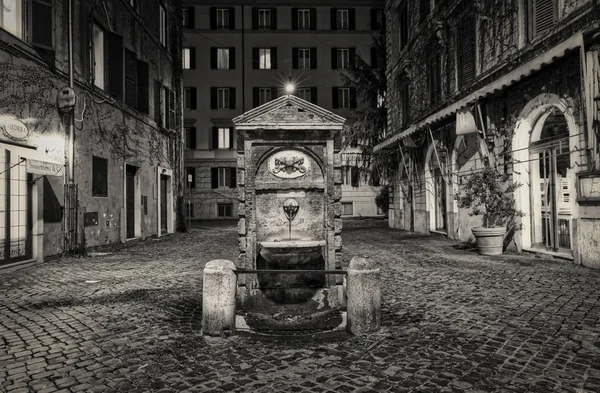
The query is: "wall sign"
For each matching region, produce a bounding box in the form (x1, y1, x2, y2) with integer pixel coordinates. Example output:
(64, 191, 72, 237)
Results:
(267, 150, 310, 179)
(1, 119, 30, 142)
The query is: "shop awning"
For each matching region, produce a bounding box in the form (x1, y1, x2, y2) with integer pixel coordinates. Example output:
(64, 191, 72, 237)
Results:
(0, 143, 64, 177)
(374, 33, 583, 152)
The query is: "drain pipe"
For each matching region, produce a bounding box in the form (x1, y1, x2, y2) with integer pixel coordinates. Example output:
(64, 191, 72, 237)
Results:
(67, 0, 74, 183)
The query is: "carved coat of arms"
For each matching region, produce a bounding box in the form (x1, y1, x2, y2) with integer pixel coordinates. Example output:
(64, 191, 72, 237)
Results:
(267, 150, 311, 179)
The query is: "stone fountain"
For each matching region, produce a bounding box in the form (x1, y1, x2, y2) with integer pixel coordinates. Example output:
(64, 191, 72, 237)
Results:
(233, 94, 345, 333)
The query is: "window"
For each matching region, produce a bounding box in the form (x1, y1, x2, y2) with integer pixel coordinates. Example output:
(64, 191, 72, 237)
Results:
(398, 75, 410, 126)
(136, 60, 149, 114)
(185, 167, 196, 188)
(338, 88, 350, 108)
(217, 203, 233, 217)
(184, 87, 196, 110)
(338, 49, 350, 69)
(298, 49, 311, 69)
(420, 0, 430, 22)
(182, 7, 194, 28)
(258, 9, 270, 29)
(297, 88, 311, 102)
(211, 87, 236, 109)
(1, 0, 23, 38)
(371, 9, 384, 30)
(217, 127, 231, 149)
(456, 12, 476, 88)
(211, 168, 236, 189)
(125, 50, 138, 108)
(259, 88, 272, 105)
(93, 24, 105, 89)
(342, 202, 354, 215)
(371, 47, 382, 69)
(528, 0, 557, 40)
(159, 4, 167, 47)
(159, 85, 167, 127)
(332, 87, 356, 109)
(398, 2, 408, 50)
(337, 9, 349, 30)
(259, 48, 271, 69)
(184, 127, 196, 149)
(216, 8, 229, 29)
(182, 48, 195, 69)
(342, 167, 359, 187)
(211, 47, 235, 69)
(92, 156, 108, 197)
(154, 81, 174, 128)
(298, 9, 310, 29)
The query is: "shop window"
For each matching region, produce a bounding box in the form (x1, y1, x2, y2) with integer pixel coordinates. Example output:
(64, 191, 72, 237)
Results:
(92, 156, 108, 197)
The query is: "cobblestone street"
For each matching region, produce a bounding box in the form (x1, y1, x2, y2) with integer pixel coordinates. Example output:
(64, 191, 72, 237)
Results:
(2, 219, 600, 392)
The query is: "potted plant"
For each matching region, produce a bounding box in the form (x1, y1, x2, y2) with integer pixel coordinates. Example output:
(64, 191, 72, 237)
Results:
(455, 166, 522, 255)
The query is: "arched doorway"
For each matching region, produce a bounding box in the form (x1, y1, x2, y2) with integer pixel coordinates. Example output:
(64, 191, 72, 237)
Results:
(512, 94, 578, 254)
(425, 143, 447, 233)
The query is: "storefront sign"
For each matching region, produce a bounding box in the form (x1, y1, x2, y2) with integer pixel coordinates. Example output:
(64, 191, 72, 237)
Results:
(26, 158, 64, 176)
(1, 119, 30, 142)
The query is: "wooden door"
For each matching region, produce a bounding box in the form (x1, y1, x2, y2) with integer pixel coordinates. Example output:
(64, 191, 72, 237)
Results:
(160, 175, 168, 234)
(125, 166, 136, 239)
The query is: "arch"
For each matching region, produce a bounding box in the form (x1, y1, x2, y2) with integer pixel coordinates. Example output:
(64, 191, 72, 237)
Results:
(254, 146, 325, 177)
(424, 139, 447, 232)
(512, 93, 580, 250)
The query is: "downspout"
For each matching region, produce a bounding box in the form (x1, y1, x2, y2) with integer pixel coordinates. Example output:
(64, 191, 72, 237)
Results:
(241, 4, 245, 112)
(68, 0, 74, 183)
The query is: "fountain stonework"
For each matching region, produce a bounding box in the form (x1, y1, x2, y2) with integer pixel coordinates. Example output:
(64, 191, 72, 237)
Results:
(232, 95, 346, 332)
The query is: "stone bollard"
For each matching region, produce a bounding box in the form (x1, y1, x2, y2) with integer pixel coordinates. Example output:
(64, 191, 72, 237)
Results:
(202, 259, 237, 336)
(346, 256, 381, 334)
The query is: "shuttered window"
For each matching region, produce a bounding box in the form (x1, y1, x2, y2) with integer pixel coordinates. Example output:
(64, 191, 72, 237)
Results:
(136, 60, 149, 114)
(125, 50, 137, 109)
(182, 7, 195, 28)
(371, 9, 384, 30)
(184, 87, 197, 110)
(456, 12, 476, 89)
(426, 38, 442, 106)
(211, 168, 236, 189)
(185, 127, 197, 149)
(398, 2, 408, 50)
(31, 0, 54, 49)
(398, 75, 410, 126)
(105, 31, 123, 99)
(92, 156, 108, 197)
(211, 7, 235, 30)
(530, 0, 557, 39)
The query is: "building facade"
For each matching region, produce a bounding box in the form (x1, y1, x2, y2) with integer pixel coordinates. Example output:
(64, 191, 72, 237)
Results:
(377, 0, 600, 266)
(182, 0, 384, 219)
(0, 0, 183, 269)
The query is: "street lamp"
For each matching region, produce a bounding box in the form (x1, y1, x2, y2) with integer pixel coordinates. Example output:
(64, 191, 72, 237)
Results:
(285, 82, 295, 95)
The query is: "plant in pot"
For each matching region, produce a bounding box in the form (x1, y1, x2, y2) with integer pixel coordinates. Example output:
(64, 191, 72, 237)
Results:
(455, 166, 523, 255)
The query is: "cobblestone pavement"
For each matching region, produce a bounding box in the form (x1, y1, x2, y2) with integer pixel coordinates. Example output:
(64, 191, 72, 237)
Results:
(2, 219, 600, 393)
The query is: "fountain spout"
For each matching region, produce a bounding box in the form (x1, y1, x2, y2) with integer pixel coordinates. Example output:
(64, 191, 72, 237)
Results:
(282, 199, 299, 241)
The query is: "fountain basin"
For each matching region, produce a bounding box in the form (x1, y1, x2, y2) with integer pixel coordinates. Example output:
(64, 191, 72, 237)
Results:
(259, 240, 325, 266)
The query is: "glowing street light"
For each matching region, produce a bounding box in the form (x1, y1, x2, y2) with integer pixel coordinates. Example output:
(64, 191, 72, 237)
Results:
(285, 83, 295, 94)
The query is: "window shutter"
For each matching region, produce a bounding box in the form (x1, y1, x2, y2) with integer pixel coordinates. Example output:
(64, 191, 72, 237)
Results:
(209, 7, 216, 29)
(310, 48, 317, 69)
(190, 47, 196, 69)
(271, 8, 277, 30)
(229, 47, 235, 69)
(349, 9, 356, 30)
(211, 168, 218, 188)
(31, 0, 54, 50)
(331, 8, 337, 30)
(190, 87, 197, 110)
(252, 8, 258, 29)
(80, 1, 91, 80)
(230, 168, 237, 188)
(270, 48, 277, 69)
(349, 48, 356, 68)
(154, 80, 161, 124)
(252, 48, 259, 69)
(533, 0, 557, 38)
(190, 127, 197, 149)
(370, 9, 377, 30)
(350, 87, 357, 109)
(229, 88, 236, 109)
(310, 87, 317, 105)
(105, 32, 124, 99)
(310, 8, 316, 30)
(168, 89, 175, 129)
(332, 87, 339, 108)
(351, 166, 360, 187)
(211, 87, 218, 109)
(420, 0, 430, 22)
(331, 48, 337, 69)
(371, 47, 378, 69)
(212, 127, 219, 149)
(187, 7, 195, 28)
(125, 50, 138, 109)
(457, 13, 476, 88)
(253, 87, 259, 107)
(136, 60, 149, 114)
(292, 8, 298, 30)
(292, 48, 299, 69)
(210, 47, 217, 69)
(229, 128, 234, 150)
(228, 7, 235, 30)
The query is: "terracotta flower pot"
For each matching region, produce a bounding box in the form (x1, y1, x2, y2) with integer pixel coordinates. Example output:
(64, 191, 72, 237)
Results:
(471, 227, 506, 256)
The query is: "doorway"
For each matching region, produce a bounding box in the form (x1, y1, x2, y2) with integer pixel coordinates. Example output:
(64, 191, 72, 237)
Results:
(160, 174, 168, 235)
(426, 144, 447, 233)
(125, 165, 137, 239)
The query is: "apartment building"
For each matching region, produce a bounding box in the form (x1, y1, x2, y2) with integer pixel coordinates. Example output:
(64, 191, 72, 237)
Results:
(0, 0, 183, 269)
(182, 0, 384, 219)
(376, 0, 600, 266)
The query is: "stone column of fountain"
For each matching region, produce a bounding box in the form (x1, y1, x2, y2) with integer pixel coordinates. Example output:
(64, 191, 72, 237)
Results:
(233, 95, 346, 333)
